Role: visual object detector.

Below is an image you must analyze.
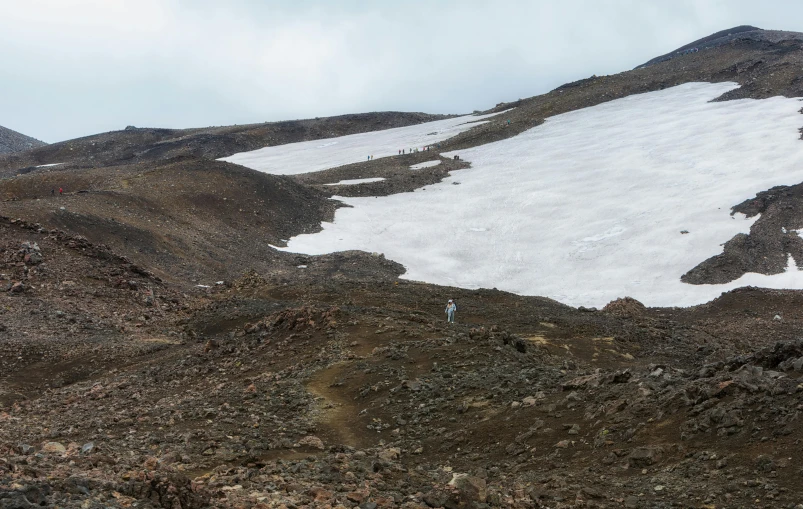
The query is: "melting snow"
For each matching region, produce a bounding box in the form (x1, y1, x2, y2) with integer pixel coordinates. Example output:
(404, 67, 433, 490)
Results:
(410, 160, 442, 170)
(280, 83, 803, 307)
(324, 178, 385, 186)
(219, 112, 504, 175)
(36, 163, 63, 168)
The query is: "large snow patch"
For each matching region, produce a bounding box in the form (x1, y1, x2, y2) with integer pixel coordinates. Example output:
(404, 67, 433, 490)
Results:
(220, 112, 503, 175)
(281, 83, 803, 307)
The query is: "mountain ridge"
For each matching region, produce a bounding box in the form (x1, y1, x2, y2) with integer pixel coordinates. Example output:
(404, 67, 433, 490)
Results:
(0, 124, 46, 154)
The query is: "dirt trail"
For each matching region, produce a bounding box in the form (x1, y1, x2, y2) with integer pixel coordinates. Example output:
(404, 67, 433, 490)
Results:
(306, 361, 363, 448)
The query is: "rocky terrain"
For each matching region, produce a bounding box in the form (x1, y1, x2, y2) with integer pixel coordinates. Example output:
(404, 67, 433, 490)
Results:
(0, 126, 46, 155)
(3, 26, 803, 508)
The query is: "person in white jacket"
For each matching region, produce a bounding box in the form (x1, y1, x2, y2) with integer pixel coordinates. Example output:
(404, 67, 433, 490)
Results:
(445, 299, 457, 323)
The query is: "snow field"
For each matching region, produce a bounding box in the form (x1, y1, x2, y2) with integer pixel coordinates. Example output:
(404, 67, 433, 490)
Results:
(219, 112, 503, 175)
(282, 82, 803, 307)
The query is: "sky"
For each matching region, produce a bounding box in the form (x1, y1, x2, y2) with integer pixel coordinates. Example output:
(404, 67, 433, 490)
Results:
(2, 0, 802, 143)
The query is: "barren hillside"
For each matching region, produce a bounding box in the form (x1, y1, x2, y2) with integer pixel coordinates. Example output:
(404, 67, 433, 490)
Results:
(0, 125, 46, 155)
(3, 26, 803, 509)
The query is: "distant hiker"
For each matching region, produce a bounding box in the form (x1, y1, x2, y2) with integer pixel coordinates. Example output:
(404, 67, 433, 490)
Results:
(445, 299, 457, 323)
(58, 187, 63, 195)
(367, 156, 370, 161)
(50, 188, 55, 196)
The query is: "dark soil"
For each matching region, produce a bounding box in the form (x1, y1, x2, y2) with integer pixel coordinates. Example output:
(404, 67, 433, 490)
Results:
(0, 158, 341, 282)
(293, 152, 470, 198)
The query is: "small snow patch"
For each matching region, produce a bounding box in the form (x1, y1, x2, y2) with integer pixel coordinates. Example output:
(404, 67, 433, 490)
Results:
(410, 160, 442, 170)
(324, 178, 385, 186)
(36, 163, 63, 168)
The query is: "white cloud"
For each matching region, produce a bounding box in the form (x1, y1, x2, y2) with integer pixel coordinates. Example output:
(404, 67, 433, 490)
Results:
(1, 0, 801, 142)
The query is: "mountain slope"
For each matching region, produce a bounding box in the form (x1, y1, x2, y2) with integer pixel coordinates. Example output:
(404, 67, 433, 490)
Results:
(0, 125, 46, 154)
(4, 27, 803, 295)
(6, 26, 803, 509)
(0, 111, 450, 176)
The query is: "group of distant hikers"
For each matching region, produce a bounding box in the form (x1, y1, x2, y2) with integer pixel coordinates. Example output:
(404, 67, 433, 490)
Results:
(50, 187, 63, 196)
(366, 144, 444, 160)
(398, 144, 440, 155)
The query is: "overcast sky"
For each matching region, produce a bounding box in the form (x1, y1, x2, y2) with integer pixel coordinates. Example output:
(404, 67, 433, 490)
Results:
(2, 0, 802, 142)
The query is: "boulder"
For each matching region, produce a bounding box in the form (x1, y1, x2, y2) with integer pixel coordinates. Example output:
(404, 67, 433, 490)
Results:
(377, 447, 400, 462)
(628, 446, 663, 467)
(298, 435, 325, 450)
(41, 442, 66, 454)
(448, 474, 487, 504)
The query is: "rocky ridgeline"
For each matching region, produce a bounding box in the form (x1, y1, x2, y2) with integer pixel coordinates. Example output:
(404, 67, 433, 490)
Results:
(0, 125, 46, 155)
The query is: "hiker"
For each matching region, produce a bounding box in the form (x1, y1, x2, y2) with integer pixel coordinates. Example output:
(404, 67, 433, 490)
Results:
(445, 299, 457, 323)
(367, 156, 370, 161)
(51, 188, 55, 197)
(58, 187, 63, 195)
